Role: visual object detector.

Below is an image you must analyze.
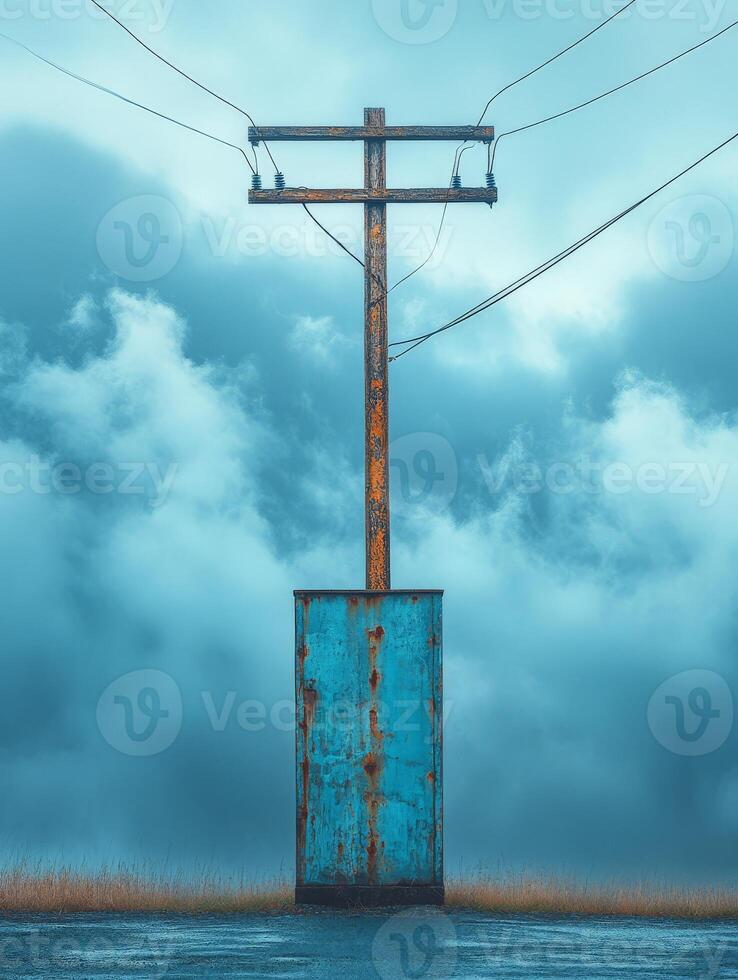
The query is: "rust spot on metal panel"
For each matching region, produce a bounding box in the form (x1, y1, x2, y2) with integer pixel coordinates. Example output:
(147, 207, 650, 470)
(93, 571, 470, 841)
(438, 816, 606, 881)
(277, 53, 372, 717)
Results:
(303, 687, 318, 728)
(427, 771, 436, 783)
(362, 752, 382, 787)
(364, 793, 385, 884)
(369, 667, 381, 693)
(297, 686, 318, 881)
(369, 706, 384, 742)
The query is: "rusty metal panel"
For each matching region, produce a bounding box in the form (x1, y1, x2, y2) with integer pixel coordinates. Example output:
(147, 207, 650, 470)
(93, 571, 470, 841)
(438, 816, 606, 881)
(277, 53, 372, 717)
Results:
(295, 590, 443, 907)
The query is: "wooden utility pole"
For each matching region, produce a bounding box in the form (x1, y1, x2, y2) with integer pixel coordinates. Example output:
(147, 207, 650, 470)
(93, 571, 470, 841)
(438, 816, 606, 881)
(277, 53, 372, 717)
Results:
(249, 111, 496, 589)
(364, 107, 390, 590)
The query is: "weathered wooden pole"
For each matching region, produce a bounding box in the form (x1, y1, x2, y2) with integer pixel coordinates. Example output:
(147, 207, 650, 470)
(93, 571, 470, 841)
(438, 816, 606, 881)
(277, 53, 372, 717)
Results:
(364, 108, 390, 591)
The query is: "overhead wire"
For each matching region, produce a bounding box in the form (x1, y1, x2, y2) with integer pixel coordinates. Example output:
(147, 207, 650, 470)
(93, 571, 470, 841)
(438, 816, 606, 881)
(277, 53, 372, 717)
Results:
(0, 32, 258, 174)
(87, 0, 279, 173)
(389, 130, 738, 360)
(392, 0, 638, 294)
(84, 1, 370, 264)
(475, 0, 638, 126)
(489, 18, 738, 174)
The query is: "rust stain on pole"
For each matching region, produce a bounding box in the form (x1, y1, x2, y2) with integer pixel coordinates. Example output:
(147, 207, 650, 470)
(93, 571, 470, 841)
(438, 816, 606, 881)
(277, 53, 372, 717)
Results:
(365, 107, 390, 592)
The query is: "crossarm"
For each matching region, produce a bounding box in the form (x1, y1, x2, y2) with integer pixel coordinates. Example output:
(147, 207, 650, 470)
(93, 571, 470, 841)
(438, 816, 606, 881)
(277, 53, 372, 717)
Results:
(249, 188, 498, 204)
(249, 126, 495, 144)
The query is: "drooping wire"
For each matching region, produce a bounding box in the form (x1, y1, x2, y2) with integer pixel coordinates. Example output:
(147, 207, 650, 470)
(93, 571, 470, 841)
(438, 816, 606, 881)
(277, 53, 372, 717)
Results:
(86, 0, 278, 173)
(489, 18, 738, 175)
(302, 204, 365, 272)
(385, 143, 468, 294)
(0, 32, 258, 174)
(390, 0, 638, 295)
(301, 205, 387, 294)
(389, 129, 738, 360)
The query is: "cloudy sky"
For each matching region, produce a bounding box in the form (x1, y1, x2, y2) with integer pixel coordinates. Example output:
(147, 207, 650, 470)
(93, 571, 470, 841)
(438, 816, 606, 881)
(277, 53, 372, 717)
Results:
(1, 0, 737, 883)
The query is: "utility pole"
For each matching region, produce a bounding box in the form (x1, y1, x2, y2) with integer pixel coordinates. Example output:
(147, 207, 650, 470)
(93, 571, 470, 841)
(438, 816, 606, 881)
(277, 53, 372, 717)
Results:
(249, 110, 496, 908)
(248, 110, 496, 589)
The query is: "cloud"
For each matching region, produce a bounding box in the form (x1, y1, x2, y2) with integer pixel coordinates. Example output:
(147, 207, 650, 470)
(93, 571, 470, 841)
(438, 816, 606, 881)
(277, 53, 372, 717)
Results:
(5, 289, 737, 880)
(395, 373, 738, 878)
(287, 314, 350, 365)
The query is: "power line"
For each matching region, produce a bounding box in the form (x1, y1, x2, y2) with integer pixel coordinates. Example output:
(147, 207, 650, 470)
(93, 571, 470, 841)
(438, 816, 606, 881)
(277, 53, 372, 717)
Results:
(391, 0, 638, 295)
(489, 18, 738, 173)
(1, 32, 258, 174)
(85, 2, 361, 263)
(87, 0, 280, 173)
(476, 0, 638, 126)
(389, 129, 738, 360)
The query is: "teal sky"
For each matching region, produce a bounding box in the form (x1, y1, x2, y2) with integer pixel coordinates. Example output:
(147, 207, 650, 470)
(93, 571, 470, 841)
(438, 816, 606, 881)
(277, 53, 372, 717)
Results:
(1, 0, 738, 882)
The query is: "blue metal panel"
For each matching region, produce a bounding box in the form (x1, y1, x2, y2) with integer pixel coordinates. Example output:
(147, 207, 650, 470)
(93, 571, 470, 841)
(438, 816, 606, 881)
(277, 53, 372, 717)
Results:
(295, 591, 443, 904)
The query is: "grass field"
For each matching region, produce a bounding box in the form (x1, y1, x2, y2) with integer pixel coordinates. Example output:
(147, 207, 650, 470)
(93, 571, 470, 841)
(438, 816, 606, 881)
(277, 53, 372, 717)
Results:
(1, 868, 736, 919)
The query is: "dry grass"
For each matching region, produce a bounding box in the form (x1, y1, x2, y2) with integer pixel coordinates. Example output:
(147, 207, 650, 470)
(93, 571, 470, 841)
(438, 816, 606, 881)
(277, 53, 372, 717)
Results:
(2, 868, 737, 919)
(446, 875, 738, 920)
(0, 867, 293, 915)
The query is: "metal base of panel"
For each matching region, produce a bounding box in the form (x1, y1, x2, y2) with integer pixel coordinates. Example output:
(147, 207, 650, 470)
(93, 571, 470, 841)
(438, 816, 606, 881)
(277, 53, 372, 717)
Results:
(296, 885, 445, 909)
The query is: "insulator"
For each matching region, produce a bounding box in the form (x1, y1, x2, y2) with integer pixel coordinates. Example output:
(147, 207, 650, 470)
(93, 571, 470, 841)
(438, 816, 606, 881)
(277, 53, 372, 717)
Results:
(451, 174, 462, 190)
(275, 172, 286, 190)
(486, 171, 497, 190)
(251, 174, 263, 191)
